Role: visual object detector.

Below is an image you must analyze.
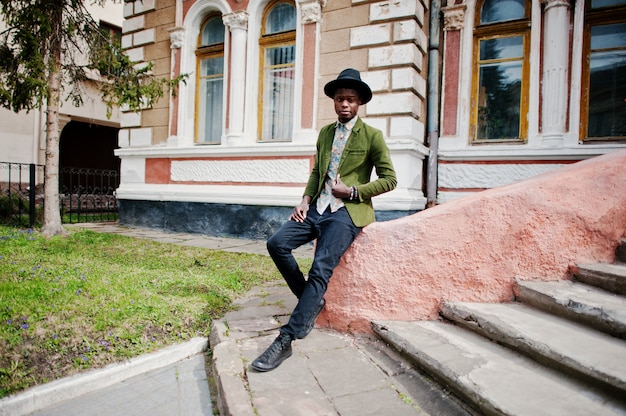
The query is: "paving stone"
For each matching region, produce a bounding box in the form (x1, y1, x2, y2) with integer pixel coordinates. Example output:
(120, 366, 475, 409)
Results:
(227, 316, 284, 333)
(296, 330, 354, 353)
(252, 387, 336, 416)
(27, 355, 212, 416)
(247, 351, 318, 393)
(306, 346, 389, 398)
(333, 387, 421, 416)
(225, 304, 289, 321)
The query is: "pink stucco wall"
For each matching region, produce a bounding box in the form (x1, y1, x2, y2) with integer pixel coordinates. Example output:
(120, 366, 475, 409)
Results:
(319, 150, 626, 333)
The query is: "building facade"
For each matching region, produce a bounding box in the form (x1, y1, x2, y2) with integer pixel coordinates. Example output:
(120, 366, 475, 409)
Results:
(437, 0, 626, 201)
(0, 2, 124, 174)
(116, 0, 625, 238)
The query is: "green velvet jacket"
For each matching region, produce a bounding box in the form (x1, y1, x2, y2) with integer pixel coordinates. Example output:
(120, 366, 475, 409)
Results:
(304, 117, 397, 227)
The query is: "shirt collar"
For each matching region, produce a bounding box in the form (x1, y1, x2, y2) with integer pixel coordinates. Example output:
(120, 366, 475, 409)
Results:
(336, 115, 358, 132)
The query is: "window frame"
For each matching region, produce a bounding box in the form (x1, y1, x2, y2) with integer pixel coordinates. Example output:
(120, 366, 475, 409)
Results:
(470, 0, 531, 144)
(257, 0, 297, 143)
(195, 13, 225, 145)
(99, 21, 122, 44)
(580, 0, 626, 143)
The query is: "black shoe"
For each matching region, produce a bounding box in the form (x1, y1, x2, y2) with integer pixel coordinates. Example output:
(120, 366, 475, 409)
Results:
(251, 333, 293, 372)
(302, 298, 326, 338)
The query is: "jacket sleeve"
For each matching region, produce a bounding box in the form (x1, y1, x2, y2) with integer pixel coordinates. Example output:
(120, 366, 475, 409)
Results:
(357, 129, 397, 200)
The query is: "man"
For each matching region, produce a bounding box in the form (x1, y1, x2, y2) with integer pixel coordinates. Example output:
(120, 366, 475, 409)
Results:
(251, 68, 397, 372)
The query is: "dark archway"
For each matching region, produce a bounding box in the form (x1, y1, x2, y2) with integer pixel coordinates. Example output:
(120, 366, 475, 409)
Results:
(59, 121, 120, 171)
(58, 121, 120, 221)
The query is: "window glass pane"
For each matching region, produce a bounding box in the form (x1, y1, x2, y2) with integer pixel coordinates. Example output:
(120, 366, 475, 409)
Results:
(588, 23, 626, 137)
(262, 45, 295, 141)
(481, 0, 525, 24)
(266, 3, 296, 34)
(480, 37, 523, 60)
(591, 22, 626, 50)
(477, 60, 522, 140)
(198, 56, 224, 143)
(201, 16, 225, 46)
(591, 0, 626, 9)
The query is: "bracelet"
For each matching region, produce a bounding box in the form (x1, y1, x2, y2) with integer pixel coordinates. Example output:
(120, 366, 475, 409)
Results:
(350, 186, 359, 201)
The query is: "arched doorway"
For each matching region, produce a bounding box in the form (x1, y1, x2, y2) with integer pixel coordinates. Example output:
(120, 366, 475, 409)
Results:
(58, 121, 120, 222)
(60, 121, 120, 171)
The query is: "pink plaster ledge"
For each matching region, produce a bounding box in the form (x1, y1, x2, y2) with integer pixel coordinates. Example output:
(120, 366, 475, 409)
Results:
(318, 149, 626, 334)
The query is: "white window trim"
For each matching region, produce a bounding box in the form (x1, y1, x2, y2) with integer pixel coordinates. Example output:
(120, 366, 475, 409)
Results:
(176, 0, 232, 148)
(244, 0, 309, 146)
(175, 0, 316, 149)
(440, 0, 595, 158)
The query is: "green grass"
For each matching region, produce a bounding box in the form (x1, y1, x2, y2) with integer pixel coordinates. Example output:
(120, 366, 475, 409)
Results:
(0, 225, 310, 398)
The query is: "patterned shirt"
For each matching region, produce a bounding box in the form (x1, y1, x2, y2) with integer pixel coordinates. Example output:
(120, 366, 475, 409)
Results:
(316, 116, 357, 214)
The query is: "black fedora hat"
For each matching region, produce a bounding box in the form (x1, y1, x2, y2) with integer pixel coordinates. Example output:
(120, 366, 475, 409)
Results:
(324, 68, 372, 104)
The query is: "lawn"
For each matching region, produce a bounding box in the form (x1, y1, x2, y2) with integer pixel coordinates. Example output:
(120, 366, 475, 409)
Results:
(0, 226, 307, 398)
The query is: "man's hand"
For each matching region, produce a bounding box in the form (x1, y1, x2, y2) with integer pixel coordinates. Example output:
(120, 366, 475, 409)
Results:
(332, 174, 351, 199)
(290, 196, 311, 222)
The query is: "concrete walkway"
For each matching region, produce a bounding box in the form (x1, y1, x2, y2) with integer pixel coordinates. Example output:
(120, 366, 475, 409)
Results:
(1, 223, 471, 416)
(210, 279, 471, 416)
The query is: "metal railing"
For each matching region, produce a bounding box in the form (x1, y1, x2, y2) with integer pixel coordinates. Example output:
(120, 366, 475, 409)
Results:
(59, 167, 119, 224)
(0, 162, 44, 227)
(1, 162, 119, 227)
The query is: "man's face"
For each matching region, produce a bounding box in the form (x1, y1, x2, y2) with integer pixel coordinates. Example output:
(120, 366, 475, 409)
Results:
(333, 88, 361, 123)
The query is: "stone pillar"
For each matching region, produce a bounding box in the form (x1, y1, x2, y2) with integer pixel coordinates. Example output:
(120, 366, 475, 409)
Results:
(294, 0, 323, 143)
(441, 4, 465, 137)
(541, 0, 571, 146)
(223, 11, 248, 146)
(168, 26, 185, 146)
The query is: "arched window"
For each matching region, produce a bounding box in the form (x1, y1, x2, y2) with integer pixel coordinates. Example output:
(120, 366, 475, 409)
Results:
(258, 1, 296, 142)
(471, 0, 530, 142)
(196, 14, 225, 144)
(581, 0, 626, 142)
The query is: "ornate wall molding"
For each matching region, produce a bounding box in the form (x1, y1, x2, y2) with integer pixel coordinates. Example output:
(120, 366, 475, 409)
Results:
(442, 5, 466, 31)
(223, 10, 249, 31)
(301, 1, 322, 24)
(170, 159, 311, 183)
(541, 0, 571, 12)
(168, 26, 185, 49)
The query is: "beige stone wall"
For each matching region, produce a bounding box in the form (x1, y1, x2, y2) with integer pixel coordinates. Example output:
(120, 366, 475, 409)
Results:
(121, 0, 174, 146)
(121, 0, 429, 146)
(318, 0, 370, 127)
(318, 0, 429, 143)
(116, 0, 429, 212)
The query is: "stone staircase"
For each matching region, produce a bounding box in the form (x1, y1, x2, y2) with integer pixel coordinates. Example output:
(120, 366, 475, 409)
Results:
(372, 238, 626, 416)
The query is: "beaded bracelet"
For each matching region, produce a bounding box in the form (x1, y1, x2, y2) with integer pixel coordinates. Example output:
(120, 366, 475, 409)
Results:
(350, 186, 359, 201)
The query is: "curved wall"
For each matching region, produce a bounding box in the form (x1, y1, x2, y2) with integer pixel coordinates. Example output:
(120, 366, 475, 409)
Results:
(320, 149, 626, 333)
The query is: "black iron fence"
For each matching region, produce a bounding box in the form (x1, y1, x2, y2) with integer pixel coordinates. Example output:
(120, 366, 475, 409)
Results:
(0, 162, 43, 227)
(59, 166, 119, 224)
(0, 161, 119, 227)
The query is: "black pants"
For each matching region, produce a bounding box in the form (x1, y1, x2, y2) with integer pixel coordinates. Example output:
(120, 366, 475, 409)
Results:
(266, 206, 361, 339)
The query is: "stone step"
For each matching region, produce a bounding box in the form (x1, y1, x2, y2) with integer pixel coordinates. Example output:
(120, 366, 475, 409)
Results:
(371, 320, 626, 416)
(574, 262, 626, 296)
(440, 301, 626, 395)
(515, 279, 626, 339)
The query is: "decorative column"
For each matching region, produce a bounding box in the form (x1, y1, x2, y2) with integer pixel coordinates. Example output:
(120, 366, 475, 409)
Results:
(168, 26, 185, 146)
(293, 0, 323, 143)
(441, 4, 466, 137)
(223, 11, 248, 146)
(541, 0, 571, 146)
